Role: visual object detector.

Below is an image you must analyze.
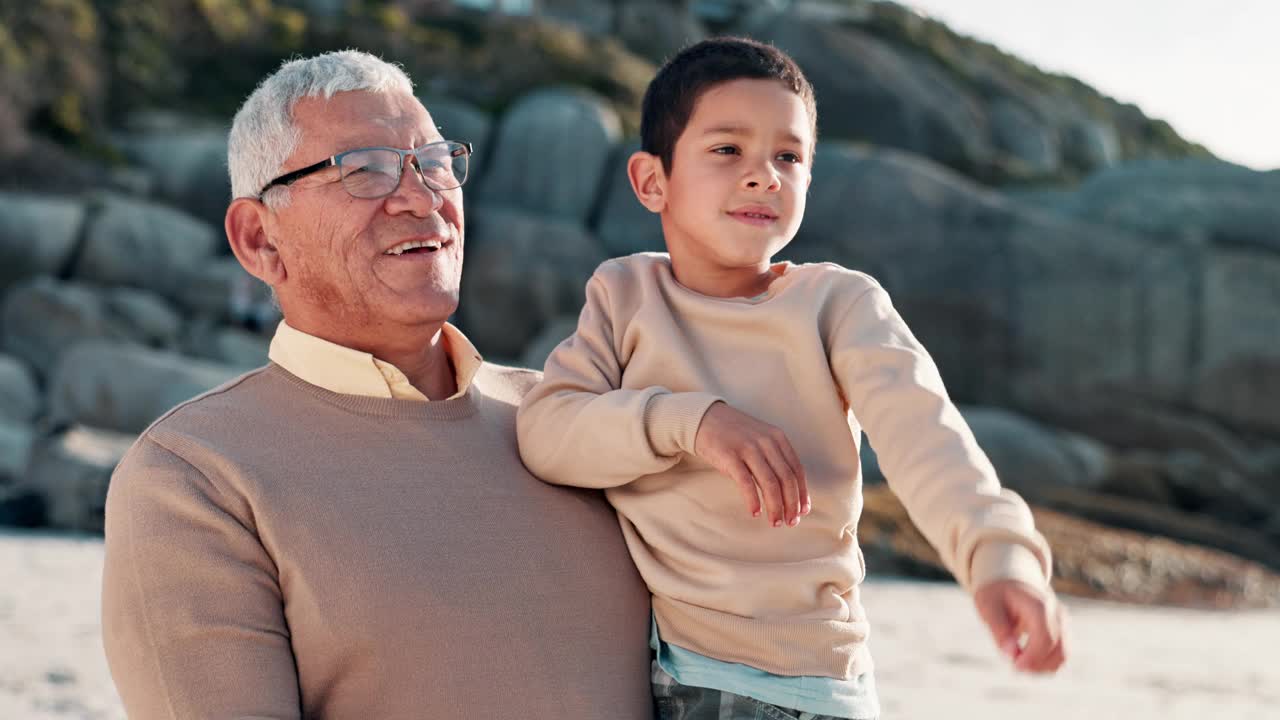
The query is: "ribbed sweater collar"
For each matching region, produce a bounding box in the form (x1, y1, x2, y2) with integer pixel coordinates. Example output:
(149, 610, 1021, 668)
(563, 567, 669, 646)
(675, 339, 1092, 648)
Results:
(265, 362, 481, 421)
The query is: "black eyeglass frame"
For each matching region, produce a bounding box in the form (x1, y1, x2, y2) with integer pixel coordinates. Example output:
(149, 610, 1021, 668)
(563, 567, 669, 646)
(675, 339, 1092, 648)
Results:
(257, 140, 473, 199)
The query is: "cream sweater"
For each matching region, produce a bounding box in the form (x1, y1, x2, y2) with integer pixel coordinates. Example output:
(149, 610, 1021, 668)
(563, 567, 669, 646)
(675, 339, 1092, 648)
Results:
(517, 253, 1052, 679)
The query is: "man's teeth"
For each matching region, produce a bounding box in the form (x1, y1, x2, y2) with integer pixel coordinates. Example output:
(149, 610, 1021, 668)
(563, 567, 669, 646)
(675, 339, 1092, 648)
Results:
(384, 239, 443, 255)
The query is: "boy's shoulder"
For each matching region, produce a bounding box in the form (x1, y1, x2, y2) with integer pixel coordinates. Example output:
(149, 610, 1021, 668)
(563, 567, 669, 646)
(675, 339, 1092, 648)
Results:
(588, 252, 672, 294)
(783, 261, 887, 300)
(593, 252, 670, 278)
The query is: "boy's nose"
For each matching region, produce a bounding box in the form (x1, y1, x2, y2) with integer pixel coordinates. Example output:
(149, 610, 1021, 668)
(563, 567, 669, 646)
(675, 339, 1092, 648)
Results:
(743, 167, 782, 192)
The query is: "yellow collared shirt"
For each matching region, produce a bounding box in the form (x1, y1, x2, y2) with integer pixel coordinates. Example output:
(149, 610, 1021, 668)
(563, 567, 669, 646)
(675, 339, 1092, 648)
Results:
(267, 320, 484, 401)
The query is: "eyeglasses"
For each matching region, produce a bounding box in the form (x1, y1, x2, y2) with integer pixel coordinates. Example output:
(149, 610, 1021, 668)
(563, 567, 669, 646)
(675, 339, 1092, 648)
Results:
(257, 140, 473, 200)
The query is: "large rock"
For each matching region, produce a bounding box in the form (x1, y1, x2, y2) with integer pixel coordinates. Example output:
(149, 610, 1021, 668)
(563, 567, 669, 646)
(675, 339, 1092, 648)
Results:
(1, 278, 182, 377)
(793, 143, 1158, 408)
(1189, 248, 1280, 435)
(460, 206, 609, 359)
(47, 341, 240, 435)
(988, 98, 1059, 177)
(1102, 449, 1273, 527)
(594, 139, 666, 257)
(1058, 114, 1120, 175)
(169, 256, 274, 325)
(22, 425, 135, 533)
(615, 0, 706, 65)
(420, 96, 494, 184)
(0, 354, 40, 423)
(113, 115, 232, 228)
(477, 88, 621, 223)
(2, 278, 116, 378)
(101, 287, 184, 350)
(746, 15, 988, 175)
(182, 322, 271, 369)
(963, 407, 1110, 500)
(0, 418, 34, 486)
(0, 192, 84, 291)
(1060, 159, 1280, 252)
(540, 0, 618, 35)
(72, 192, 220, 298)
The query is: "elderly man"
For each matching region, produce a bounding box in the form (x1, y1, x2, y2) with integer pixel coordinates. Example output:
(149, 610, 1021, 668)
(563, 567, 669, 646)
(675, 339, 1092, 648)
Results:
(101, 50, 651, 718)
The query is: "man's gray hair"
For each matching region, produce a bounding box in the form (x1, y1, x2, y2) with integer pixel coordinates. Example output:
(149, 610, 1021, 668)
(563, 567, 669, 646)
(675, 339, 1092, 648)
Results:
(228, 50, 415, 208)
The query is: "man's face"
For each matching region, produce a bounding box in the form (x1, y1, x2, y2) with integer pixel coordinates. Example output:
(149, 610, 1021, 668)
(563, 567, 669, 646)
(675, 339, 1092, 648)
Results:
(660, 78, 812, 271)
(266, 90, 464, 332)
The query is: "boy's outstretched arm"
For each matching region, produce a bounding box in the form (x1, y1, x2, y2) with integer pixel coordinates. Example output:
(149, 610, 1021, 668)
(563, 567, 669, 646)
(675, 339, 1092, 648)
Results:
(517, 271, 723, 489)
(828, 280, 1066, 671)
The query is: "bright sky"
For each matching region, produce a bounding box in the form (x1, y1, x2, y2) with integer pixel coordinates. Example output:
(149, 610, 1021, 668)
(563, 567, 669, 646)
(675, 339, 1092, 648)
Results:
(903, 0, 1279, 170)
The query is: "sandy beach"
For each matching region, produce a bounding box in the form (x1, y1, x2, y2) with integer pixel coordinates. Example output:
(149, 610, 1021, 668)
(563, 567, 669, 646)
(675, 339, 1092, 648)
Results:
(2, 529, 1275, 720)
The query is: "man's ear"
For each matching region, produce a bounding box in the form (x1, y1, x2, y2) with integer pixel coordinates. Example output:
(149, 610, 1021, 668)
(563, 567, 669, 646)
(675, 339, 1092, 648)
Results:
(225, 197, 287, 287)
(626, 151, 667, 214)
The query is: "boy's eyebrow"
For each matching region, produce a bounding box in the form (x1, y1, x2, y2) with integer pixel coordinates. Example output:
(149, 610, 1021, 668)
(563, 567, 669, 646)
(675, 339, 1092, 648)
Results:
(701, 125, 808, 147)
(701, 125, 750, 137)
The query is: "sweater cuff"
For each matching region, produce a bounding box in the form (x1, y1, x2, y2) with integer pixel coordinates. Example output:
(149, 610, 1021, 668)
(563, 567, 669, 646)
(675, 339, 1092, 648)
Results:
(644, 392, 724, 457)
(969, 541, 1051, 592)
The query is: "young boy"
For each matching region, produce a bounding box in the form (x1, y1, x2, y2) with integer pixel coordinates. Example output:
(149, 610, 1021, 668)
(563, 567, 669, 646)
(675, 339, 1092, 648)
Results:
(517, 37, 1066, 720)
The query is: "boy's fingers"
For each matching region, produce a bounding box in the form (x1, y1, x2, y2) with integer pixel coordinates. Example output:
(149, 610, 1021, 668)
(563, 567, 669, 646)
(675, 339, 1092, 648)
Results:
(760, 444, 800, 525)
(974, 593, 1016, 659)
(726, 462, 762, 518)
(1034, 636, 1066, 673)
(784, 443, 810, 515)
(772, 437, 808, 520)
(745, 452, 785, 527)
(1013, 606, 1053, 671)
(1031, 604, 1069, 672)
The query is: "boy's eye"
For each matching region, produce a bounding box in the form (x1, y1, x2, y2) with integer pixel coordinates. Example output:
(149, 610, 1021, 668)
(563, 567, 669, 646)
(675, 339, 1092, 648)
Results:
(777, 152, 802, 164)
(711, 146, 739, 155)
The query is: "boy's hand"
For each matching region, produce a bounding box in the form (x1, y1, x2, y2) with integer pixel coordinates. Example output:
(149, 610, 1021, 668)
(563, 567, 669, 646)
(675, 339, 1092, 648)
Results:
(693, 401, 810, 527)
(973, 579, 1068, 674)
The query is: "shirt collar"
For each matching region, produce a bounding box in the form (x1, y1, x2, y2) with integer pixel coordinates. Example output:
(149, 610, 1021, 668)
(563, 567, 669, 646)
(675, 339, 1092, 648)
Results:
(267, 320, 484, 402)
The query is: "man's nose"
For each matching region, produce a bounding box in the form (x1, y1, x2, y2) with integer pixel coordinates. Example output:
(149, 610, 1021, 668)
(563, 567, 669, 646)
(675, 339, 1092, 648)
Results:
(386, 154, 444, 215)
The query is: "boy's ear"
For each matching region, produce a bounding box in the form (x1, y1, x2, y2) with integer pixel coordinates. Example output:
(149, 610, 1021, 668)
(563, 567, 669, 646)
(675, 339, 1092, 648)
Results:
(626, 151, 667, 213)
(225, 197, 287, 288)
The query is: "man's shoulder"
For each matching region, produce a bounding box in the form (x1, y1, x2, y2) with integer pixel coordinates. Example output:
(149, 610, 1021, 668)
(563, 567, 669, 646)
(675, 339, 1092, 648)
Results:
(125, 365, 303, 463)
(142, 364, 280, 434)
(111, 365, 282, 487)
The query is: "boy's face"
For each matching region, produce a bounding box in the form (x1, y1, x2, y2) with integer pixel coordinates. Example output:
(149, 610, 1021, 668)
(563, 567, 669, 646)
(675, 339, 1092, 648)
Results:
(658, 78, 812, 275)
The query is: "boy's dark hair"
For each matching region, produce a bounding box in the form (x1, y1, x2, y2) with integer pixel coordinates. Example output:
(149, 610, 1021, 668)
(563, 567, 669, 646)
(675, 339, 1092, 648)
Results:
(640, 36, 817, 172)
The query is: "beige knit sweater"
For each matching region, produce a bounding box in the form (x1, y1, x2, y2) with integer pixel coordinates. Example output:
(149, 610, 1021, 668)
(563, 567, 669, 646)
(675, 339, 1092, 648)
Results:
(518, 253, 1052, 680)
(102, 362, 652, 719)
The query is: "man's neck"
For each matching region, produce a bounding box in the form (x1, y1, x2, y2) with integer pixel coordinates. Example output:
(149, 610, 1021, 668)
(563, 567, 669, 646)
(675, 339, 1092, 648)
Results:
(380, 330, 458, 401)
(285, 317, 459, 401)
